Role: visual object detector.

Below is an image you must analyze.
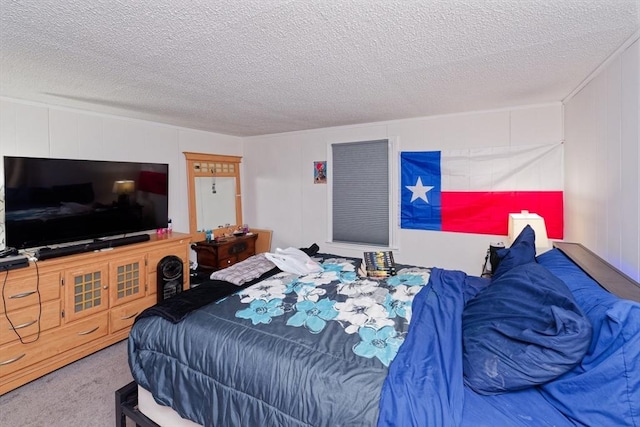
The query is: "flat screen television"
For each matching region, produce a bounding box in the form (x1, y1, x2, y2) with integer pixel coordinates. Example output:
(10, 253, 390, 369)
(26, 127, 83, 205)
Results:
(3, 156, 169, 249)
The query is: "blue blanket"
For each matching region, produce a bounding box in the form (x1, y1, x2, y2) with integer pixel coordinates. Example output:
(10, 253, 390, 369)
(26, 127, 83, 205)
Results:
(377, 268, 467, 427)
(378, 266, 577, 427)
(379, 250, 639, 426)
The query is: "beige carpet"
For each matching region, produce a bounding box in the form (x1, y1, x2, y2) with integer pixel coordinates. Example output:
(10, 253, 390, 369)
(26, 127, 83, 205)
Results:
(0, 339, 135, 427)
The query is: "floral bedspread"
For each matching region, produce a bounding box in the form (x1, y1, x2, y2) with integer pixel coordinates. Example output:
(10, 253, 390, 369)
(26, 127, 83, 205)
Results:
(129, 253, 432, 427)
(232, 254, 431, 366)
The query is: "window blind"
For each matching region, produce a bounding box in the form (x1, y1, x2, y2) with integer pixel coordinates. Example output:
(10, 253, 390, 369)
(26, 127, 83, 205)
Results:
(332, 139, 389, 246)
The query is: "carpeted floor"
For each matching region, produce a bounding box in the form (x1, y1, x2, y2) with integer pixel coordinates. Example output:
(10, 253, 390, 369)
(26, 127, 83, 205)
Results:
(0, 339, 135, 427)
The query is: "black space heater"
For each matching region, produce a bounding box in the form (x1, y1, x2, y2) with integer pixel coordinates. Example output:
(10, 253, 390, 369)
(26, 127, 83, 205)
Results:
(157, 255, 184, 303)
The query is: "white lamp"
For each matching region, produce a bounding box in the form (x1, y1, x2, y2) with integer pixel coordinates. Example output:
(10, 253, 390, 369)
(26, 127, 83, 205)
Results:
(508, 210, 552, 255)
(112, 180, 135, 205)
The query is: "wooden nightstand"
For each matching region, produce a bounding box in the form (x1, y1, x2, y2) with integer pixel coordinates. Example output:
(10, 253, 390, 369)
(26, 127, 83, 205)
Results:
(191, 233, 258, 273)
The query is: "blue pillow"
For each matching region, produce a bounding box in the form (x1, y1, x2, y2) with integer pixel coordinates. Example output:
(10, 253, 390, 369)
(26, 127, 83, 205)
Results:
(492, 224, 536, 280)
(462, 262, 592, 395)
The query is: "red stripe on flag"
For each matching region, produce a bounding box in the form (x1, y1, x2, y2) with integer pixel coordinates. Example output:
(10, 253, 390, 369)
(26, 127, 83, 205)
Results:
(138, 171, 168, 195)
(440, 191, 563, 239)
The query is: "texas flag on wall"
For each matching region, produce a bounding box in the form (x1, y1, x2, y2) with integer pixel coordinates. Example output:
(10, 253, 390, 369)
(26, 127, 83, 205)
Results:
(400, 143, 564, 238)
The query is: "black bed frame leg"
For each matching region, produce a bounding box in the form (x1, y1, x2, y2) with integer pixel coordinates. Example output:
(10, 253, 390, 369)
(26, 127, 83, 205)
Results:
(115, 381, 160, 427)
(115, 381, 136, 427)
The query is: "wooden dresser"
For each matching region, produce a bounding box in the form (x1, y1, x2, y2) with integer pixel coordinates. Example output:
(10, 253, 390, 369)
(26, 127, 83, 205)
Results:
(191, 233, 258, 272)
(0, 232, 191, 395)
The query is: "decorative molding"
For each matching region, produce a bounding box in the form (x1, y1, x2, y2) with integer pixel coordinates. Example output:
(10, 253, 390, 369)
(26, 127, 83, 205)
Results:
(563, 29, 640, 104)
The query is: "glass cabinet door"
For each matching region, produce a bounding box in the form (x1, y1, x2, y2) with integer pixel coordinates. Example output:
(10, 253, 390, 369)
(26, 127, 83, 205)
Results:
(64, 263, 109, 323)
(108, 255, 146, 308)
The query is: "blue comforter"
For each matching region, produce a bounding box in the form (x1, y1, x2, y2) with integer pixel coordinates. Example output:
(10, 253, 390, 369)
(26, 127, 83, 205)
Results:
(130, 249, 638, 426)
(379, 249, 639, 426)
(377, 268, 467, 426)
(129, 255, 432, 426)
(378, 268, 576, 427)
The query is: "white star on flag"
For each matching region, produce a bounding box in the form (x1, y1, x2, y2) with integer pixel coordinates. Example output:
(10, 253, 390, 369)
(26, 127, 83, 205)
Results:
(406, 177, 434, 203)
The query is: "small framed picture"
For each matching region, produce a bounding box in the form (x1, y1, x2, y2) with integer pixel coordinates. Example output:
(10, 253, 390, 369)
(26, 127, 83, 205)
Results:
(314, 161, 326, 184)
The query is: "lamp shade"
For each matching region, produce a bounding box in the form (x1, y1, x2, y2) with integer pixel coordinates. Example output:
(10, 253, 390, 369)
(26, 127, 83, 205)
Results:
(508, 210, 551, 254)
(112, 180, 135, 195)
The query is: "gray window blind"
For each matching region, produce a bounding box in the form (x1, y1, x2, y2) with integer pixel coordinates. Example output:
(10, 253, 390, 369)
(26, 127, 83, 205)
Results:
(332, 139, 389, 246)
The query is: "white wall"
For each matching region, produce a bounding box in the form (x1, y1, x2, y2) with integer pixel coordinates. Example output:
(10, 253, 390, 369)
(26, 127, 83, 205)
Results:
(564, 38, 640, 281)
(243, 103, 563, 274)
(0, 97, 242, 241)
(2, 51, 634, 281)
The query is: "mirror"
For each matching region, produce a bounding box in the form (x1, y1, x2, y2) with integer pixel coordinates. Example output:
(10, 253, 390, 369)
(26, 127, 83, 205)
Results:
(194, 176, 236, 229)
(184, 152, 243, 237)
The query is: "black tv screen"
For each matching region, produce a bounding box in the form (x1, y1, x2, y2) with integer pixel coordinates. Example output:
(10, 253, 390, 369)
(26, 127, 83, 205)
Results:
(3, 156, 169, 249)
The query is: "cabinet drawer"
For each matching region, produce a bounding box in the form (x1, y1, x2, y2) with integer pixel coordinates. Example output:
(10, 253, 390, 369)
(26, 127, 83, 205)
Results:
(0, 300, 61, 346)
(218, 256, 238, 269)
(0, 312, 108, 377)
(238, 251, 253, 263)
(193, 248, 218, 270)
(110, 295, 155, 333)
(218, 240, 255, 259)
(1, 271, 60, 314)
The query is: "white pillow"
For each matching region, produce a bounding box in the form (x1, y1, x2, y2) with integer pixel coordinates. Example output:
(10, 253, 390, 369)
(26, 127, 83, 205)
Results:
(264, 247, 323, 275)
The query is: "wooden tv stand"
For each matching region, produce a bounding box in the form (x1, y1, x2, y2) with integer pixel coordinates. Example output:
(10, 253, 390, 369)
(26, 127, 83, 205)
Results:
(0, 233, 191, 395)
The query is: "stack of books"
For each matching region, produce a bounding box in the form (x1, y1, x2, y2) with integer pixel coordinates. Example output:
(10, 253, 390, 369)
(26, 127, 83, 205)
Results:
(363, 251, 397, 278)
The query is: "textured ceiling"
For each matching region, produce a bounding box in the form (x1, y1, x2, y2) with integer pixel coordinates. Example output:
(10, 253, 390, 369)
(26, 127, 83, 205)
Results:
(1, 1, 639, 137)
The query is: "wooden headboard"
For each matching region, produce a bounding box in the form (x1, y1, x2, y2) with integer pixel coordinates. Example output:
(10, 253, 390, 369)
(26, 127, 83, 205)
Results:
(554, 242, 640, 303)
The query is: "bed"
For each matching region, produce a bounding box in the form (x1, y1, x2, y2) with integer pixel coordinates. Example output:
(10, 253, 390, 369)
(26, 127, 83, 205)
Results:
(121, 236, 640, 427)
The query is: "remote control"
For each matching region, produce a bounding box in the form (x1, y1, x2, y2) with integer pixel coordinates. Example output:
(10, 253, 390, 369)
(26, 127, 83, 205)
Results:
(0, 247, 19, 258)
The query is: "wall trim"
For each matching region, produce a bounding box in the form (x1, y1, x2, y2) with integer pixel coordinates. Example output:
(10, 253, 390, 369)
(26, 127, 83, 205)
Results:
(0, 96, 238, 139)
(244, 102, 563, 140)
(564, 29, 640, 104)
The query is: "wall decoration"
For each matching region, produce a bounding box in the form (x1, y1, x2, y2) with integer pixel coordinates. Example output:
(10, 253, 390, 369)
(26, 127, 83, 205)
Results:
(400, 143, 564, 238)
(314, 161, 326, 184)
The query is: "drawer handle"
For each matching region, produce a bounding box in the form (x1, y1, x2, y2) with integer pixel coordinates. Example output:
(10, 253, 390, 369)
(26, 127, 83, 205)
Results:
(9, 291, 36, 299)
(11, 319, 37, 330)
(77, 326, 100, 336)
(0, 353, 26, 366)
(121, 311, 139, 320)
